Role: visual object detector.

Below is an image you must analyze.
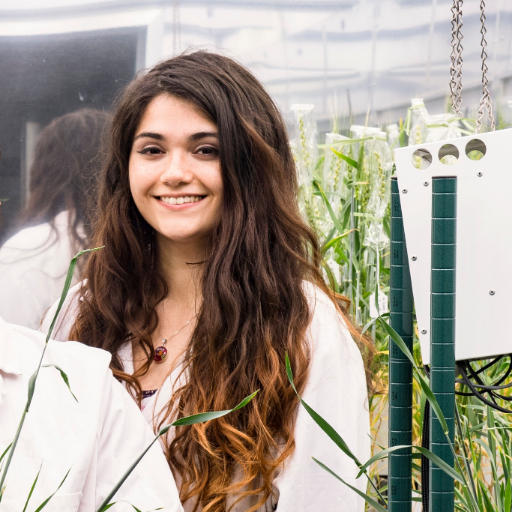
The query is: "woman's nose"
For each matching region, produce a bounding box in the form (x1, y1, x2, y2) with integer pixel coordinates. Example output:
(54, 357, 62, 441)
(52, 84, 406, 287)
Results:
(160, 152, 192, 186)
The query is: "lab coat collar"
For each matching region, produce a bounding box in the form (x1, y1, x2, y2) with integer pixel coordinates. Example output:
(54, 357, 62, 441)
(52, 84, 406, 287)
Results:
(0, 317, 23, 375)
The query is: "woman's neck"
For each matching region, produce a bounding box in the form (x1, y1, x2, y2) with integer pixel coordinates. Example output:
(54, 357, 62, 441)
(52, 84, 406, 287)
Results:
(155, 234, 205, 307)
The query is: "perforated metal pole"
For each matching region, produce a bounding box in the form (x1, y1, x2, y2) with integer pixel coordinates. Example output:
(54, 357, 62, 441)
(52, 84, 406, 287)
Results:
(429, 177, 456, 510)
(388, 177, 414, 512)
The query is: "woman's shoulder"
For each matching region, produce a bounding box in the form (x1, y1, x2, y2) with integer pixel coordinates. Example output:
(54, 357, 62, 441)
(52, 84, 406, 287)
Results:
(301, 280, 362, 365)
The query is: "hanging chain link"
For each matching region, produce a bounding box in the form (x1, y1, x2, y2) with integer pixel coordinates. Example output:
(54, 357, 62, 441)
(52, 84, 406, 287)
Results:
(450, 0, 495, 132)
(450, 0, 464, 118)
(475, 0, 496, 133)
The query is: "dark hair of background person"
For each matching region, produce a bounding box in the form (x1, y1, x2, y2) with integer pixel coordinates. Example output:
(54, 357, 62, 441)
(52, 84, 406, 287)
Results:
(19, 108, 111, 253)
(70, 51, 377, 512)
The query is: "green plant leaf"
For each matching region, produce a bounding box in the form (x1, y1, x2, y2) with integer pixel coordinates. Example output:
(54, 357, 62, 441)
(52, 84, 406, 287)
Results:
(0, 443, 12, 466)
(312, 181, 345, 236)
(44, 247, 103, 345)
(378, 317, 450, 435)
(285, 353, 360, 466)
(42, 365, 78, 402)
(0, 249, 99, 498)
(95, 391, 258, 512)
(23, 463, 43, 512)
(331, 148, 359, 170)
(504, 481, 511, 512)
(355, 445, 464, 484)
(97, 502, 162, 512)
(312, 457, 387, 512)
(34, 468, 70, 511)
(322, 229, 358, 253)
(170, 390, 259, 427)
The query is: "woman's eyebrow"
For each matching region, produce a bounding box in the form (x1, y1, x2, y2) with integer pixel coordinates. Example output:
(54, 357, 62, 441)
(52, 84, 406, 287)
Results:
(133, 132, 165, 141)
(188, 131, 218, 142)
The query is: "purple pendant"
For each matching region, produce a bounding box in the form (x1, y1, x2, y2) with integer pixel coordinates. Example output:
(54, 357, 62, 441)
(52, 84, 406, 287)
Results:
(154, 346, 168, 362)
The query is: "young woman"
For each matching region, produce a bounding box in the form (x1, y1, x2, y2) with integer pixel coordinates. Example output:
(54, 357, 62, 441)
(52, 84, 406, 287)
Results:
(44, 51, 373, 511)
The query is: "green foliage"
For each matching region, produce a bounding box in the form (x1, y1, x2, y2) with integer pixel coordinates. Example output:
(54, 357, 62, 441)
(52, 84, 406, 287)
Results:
(293, 110, 512, 510)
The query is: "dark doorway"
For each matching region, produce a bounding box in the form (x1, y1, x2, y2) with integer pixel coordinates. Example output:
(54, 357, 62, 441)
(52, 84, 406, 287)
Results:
(0, 27, 141, 242)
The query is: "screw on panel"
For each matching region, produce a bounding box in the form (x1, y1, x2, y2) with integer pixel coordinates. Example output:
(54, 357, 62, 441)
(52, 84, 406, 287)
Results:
(489, 290, 495, 295)
(424, 181, 429, 186)
(411, 256, 417, 261)
(421, 329, 427, 334)
(477, 172, 483, 177)
(402, 189, 408, 194)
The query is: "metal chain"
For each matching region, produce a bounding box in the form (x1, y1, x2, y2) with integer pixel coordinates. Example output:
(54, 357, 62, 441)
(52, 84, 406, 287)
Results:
(475, 0, 496, 133)
(450, 0, 464, 117)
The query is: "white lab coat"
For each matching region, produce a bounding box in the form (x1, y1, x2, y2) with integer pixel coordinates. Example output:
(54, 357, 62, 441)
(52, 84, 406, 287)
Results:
(44, 281, 371, 511)
(0, 317, 184, 512)
(0, 210, 80, 330)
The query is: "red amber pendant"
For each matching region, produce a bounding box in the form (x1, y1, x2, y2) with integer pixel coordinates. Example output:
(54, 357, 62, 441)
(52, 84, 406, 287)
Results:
(154, 346, 168, 362)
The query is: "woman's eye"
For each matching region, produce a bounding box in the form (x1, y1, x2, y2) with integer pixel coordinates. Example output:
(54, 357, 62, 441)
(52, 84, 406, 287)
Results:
(137, 146, 163, 156)
(197, 146, 219, 157)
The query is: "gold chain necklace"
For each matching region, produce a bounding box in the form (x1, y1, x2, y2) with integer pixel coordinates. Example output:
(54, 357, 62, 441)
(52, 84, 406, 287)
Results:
(153, 313, 197, 363)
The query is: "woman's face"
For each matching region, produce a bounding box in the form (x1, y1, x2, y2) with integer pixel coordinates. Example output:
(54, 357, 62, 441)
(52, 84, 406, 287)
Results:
(129, 94, 223, 248)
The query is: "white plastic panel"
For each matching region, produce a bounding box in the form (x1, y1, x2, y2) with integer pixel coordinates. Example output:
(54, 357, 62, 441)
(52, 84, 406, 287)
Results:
(394, 129, 512, 364)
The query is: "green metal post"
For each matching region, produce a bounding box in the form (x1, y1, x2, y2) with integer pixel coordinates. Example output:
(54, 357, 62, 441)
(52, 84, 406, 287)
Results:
(388, 177, 414, 512)
(429, 177, 456, 510)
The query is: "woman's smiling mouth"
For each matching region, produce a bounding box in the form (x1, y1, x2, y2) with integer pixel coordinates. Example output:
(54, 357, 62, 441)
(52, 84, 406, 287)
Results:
(157, 195, 206, 206)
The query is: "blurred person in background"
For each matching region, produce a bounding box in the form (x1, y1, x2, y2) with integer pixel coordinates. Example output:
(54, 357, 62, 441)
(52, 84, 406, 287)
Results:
(0, 109, 110, 329)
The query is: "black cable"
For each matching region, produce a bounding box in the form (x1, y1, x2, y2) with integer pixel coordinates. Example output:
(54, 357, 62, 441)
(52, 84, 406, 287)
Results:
(421, 400, 430, 512)
(463, 358, 512, 393)
(425, 357, 512, 411)
(457, 364, 512, 414)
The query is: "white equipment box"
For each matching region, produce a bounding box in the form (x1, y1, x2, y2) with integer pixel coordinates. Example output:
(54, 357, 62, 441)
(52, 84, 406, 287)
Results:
(394, 129, 512, 364)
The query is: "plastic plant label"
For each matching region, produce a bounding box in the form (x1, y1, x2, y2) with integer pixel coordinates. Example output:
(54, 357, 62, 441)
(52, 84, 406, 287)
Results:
(369, 290, 389, 319)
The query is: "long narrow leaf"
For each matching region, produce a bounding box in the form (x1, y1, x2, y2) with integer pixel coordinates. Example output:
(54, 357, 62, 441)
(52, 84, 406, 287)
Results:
(355, 445, 464, 484)
(285, 353, 360, 465)
(44, 248, 103, 344)
(0, 249, 100, 497)
(322, 229, 358, 253)
(312, 181, 345, 236)
(331, 148, 359, 170)
(378, 317, 450, 434)
(34, 468, 70, 511)
(95, 391, 258, 512)
(23, 463, 43, 512)
(0, 443, 11, 466)
(0, 411, 28, 503)
(42, 365, 78, 402)
(312, 457, 387, 512)
(98, 502, 161, 512)
(171, 391, 259, 427)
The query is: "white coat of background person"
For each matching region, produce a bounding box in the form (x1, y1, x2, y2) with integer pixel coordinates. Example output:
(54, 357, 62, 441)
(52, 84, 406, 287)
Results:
(0, 316, 184, 512)
(0, 109, 111, 330)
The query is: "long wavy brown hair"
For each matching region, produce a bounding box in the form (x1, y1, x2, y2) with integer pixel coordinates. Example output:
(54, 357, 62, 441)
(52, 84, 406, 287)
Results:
(20, 108, 111, 251)
(70, 51, 374, 512)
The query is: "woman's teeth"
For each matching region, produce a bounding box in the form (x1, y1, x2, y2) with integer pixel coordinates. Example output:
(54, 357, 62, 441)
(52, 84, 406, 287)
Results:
(160, 196, 203, 205)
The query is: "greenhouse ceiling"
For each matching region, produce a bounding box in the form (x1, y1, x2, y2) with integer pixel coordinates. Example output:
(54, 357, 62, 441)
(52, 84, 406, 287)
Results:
(0, 0, 511, 124)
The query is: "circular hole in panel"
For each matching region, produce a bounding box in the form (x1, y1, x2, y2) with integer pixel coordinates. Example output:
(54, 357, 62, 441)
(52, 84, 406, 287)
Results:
(439, 144, 459, 165)
(465, 138, 486, 160)
(411, 148, 432, 169)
